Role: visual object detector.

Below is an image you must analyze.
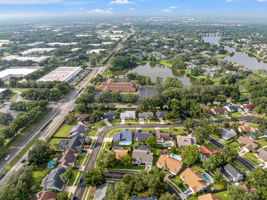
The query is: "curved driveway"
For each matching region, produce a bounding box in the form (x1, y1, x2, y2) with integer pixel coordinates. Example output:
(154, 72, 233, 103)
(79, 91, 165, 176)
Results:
(73, 123, 182, 200)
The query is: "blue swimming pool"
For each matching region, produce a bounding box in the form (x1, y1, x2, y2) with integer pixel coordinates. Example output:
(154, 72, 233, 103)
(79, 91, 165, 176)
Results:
(163, 141, 174, 147)
(48, 160, 56, 169)
(119, 141, 132, 146)
(170, 153, 182, 161)
(202, 173, 213, 181)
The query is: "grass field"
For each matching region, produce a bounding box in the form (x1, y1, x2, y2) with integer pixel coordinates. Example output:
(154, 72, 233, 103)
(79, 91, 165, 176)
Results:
(54, 124, 73, 137)
(244, 152, 261, 165)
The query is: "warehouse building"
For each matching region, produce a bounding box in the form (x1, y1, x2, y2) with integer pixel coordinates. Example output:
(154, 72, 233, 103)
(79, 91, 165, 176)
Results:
(38, 67, 83, 83)
(0, 67, 38, 81)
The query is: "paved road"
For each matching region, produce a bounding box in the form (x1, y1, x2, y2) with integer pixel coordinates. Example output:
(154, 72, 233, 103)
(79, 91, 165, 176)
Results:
(73, 123, 182, 200)
(208, 137, 255, 171)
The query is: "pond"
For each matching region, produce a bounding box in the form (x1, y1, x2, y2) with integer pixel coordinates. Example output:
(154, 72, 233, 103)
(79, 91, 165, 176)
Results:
(111, 63, 193, 87)
(203, 36, 267, 71)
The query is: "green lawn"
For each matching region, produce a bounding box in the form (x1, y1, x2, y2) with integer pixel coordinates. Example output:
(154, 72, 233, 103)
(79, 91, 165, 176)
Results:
(32, 168, 49, 186)
(232, 160, 248, 172)
(67, 170, 79, 186)
(192, 165, 205, 173)
(231, 112, 243, 118)
(214, 191, 230, 200)
(48, 138, 64, 150)
(87, 128, 98, 136)
(257, 138, 267, 147)
(172, 176, 188, 192)
(244, 153, 261, 165)
(54, 124, 73, 137)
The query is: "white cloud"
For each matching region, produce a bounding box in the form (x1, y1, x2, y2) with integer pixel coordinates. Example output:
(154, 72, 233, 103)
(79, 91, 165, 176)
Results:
(226, 0, 234, 2)
(257, 0, 267, 2)
(88, 8, 113, 14)
(129, 7, 136, 11)
(110, 0, 134, 4)
(162, 8, 172, 13)
(169, 6, 178, 9)
(0, 0, 62, 4)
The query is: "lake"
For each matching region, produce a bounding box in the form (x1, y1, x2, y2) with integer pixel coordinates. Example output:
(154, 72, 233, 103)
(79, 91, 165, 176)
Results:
(203, 36, 267, 71)
(111, 63, 193, 87)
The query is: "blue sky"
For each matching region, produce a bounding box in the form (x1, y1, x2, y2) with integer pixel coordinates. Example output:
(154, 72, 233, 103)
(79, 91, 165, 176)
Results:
(0, 0, 267, 18)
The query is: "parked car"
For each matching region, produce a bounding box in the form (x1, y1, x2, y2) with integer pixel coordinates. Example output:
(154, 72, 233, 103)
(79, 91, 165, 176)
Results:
(4, 155, 11, 161)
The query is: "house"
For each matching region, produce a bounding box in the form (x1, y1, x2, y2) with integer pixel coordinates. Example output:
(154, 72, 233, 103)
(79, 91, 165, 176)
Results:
(222, 164, 244, 182)
(211, 107, 228, 115)
(242, 104, 254, 113)
(238, 123, 257, 134)
(68, 133, 84, 152)
(224, 104, 239, 112)
(155, 130, 173, 143)
(220, 128, 237, 140)
(113, 129, 133, 145)
(131, 196, 157, 200)
(156, 111, 168, 119)
(199, 146, 220, 159)
(113, 149, 128, 159)
(134, 130, 153, 142)
(180, 168, 208, 193)
(42, 167, 66, 191)
(0, 88, 11, 98)
(156, 154, 183, 175)
(69, 124, 87, 137)
(238, 136, 257, 152)
(198, 193, 220, 200)
(58, 149, 76, 168)
(120, 111, 136, 120)
(103, 111, 116, 120)
(177, 135, 197, 147)
(94, 183, 109, 200)
(132, 149, 153, 166)
(257, 149, 267, 163)
(33, 191, 57, 200)
(138, 112, 154, 120)
(77, 115, 90, 124)
(98, 79, 136, 92)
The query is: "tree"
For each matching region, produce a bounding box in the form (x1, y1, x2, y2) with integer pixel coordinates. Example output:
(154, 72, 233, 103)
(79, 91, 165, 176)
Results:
(85, 136, 92, 144)
(222, 145, 238, 163)
(57, 191, 69, 200)
(183, 118, 194, 130)
(213, 168, 226, 187)
(0, 112, 13, 125)
(203, 154, 224, 172)
(159, 193, 179, 200)
(109, 56, 136, 71)
(124, 93, 137, 104)
(120, 154, 132, 167)
(98, 151, 117, 169)
(105, 181, 131, 200)
(228, 185, 257, 200)
(28, 142, 53, 165)
(84, 169, 105, 187)
(145, 136, 157, 147)
(182, 145, 200, 165)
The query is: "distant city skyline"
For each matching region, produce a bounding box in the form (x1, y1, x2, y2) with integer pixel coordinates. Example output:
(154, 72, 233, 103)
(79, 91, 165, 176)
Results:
(0, 0, 267, 18)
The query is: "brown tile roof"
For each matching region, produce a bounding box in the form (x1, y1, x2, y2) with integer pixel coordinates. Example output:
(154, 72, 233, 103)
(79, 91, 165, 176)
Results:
(198, 193, 220, 200)
(199, 146, 220, 156)
(156, 154, 183, 175)
(35, 191, 57, 200)
(98, 80, 136, 92)
(177, 135, 196, 147)
(155, 130, 173, 141)
(243, 104, 254, 110)
(59, 149, 76, 168)
(238, 136, 257, 151)
(239, 123, 256, 133)
(113, 149, 129, 159)
(180, 168, 207, 193)
(258, 149, 267, 162)
(211, 107, 228, 115)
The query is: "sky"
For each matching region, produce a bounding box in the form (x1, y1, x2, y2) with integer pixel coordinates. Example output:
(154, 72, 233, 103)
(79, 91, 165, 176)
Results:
(0, 0, 267, 18)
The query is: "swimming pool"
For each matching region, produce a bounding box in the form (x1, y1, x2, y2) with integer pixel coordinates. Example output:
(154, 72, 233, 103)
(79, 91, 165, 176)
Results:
(48, 160, 56, 169)
(163, 141, 174, 147)
(119, 141, 132, 146)
(170, 153, 182, 161)
(202, 173, 213, 182)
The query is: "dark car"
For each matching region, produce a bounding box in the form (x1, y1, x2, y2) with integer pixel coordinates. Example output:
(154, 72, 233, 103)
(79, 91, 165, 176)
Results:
(21, 159, 26, 163)
(93, 144, 97, 148)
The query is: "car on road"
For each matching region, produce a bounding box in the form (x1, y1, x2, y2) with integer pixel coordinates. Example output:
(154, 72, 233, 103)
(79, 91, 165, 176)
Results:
(4, 155, 11, 161)
(21, 159, 26, 163)
(93, 144, 97, 148)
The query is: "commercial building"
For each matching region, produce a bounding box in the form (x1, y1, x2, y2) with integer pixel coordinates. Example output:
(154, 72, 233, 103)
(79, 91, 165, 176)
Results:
(2, 55, 49, 62)
(0, 67, 38, 81)
(38, 67, 82, 83)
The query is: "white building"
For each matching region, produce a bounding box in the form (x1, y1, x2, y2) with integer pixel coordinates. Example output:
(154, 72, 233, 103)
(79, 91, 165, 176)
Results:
(38, 67, 82, 83)
(0, 67, 39, 81)
(2, 55, 49, 62)
(21, 48, 55, 56)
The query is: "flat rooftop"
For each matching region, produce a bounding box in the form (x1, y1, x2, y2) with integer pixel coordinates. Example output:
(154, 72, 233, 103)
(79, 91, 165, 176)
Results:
(0, 67, 39, 79)
(38, 67, 82, 82)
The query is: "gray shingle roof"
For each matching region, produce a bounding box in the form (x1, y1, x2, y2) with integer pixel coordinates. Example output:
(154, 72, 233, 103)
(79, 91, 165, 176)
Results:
(113, 129, 133, 142)
(43, 167, 66, 191)
(132, 149, 153, 165)
(70, 124, 87, 135)
(134, 130, 153, 142)
(224, 164, 243, 179)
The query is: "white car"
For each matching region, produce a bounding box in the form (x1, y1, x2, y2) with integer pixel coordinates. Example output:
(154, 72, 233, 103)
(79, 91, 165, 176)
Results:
(4, 155, 11, 161)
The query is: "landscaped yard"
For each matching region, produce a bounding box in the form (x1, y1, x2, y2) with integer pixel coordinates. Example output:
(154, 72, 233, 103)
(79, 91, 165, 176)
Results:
(244, 152, 261, 165)
(172, 176, 188, 192)
(257, 138, 267, 147)
(32, 168, 49, 187)
(87, 128, 98, 136)
(214, 190, 230, 200)
(54, 124, 73, 137)
(67, 170, 80, 186)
